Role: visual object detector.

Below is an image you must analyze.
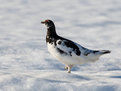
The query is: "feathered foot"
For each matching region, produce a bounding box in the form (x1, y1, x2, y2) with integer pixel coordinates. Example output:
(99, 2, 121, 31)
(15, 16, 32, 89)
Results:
(64, 66, 68, 70)
(67, 65, 73, 73)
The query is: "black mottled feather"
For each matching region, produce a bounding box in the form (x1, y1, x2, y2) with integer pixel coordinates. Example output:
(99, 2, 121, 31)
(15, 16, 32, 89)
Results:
(44, 20, 110, 58)
(45, 20, 81, 56)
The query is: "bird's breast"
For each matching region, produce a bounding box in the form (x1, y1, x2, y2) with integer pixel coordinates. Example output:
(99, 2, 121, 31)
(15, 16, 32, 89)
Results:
(47, 42, 65, 61)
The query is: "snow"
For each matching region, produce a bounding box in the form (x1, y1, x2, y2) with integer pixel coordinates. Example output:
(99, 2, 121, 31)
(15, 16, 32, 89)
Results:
(0, 0, 121, 90)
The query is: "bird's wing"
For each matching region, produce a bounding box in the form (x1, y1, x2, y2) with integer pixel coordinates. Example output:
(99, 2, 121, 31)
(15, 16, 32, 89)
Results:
(55, 39, 81, 56)
(76, 43, 111, 56)
(55, 38, 110, 58)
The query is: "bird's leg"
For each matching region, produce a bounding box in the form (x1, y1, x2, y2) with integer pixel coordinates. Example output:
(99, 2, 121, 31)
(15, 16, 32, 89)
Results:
(64, 65, 68, 70)
(67, 65, 73, 73)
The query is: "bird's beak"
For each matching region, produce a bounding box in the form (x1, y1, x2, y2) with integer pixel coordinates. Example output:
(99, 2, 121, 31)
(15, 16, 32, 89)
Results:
(41, 21, 45, 24)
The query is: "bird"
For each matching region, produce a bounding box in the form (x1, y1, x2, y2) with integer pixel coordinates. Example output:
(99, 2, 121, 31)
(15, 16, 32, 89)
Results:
(41, 19, 111, 73)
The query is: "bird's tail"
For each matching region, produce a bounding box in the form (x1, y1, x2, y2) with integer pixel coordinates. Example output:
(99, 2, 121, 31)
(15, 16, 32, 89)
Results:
(100, 50, 111, 54)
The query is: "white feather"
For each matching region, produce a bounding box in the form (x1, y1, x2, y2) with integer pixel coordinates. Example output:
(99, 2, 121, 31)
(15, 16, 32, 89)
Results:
(47, 40, 101, 65)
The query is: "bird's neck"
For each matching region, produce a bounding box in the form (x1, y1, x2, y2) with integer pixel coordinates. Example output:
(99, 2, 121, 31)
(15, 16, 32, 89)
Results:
(47, 26, 57, 38)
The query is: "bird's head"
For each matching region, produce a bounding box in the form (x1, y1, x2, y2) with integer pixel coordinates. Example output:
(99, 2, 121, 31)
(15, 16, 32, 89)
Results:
(41, 19, 55, 28)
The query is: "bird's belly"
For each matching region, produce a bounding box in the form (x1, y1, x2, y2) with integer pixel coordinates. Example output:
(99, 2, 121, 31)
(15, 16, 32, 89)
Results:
(47, 43, 97, 65)
(47, 43, 71, 64)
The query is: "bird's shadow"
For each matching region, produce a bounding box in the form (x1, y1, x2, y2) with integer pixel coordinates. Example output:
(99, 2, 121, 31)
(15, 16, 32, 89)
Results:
(38, 78, 69, 83)
(70, 73, 91, 80)
(110, 76, 121, 79)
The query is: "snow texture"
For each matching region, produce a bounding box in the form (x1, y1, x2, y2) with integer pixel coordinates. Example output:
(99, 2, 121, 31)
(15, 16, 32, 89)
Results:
(0, 0, 121, 91)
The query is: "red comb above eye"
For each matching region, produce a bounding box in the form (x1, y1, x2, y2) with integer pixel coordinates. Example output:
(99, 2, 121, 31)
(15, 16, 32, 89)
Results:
(45, 20, 49, 22)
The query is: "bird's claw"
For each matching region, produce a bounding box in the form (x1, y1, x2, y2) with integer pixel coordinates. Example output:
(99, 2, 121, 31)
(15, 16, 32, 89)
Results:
(67, 70, 71, 73)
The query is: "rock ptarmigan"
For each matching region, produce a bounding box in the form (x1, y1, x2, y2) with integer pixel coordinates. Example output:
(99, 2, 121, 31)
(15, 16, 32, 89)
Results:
(41, 19, 111, 73)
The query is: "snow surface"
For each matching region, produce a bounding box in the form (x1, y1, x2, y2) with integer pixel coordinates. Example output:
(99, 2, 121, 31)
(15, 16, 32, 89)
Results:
(0, 0, 121, 91)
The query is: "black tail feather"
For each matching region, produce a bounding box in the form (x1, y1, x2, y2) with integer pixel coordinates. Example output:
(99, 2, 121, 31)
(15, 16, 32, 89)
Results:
(101, 50, 111, 54)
